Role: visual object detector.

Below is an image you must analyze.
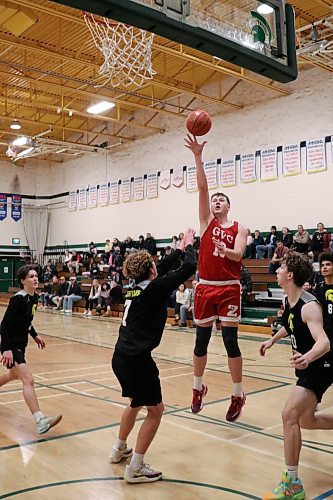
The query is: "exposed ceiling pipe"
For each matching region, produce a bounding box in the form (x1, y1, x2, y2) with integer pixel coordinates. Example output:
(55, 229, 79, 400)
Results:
(296, 16, 333, 33)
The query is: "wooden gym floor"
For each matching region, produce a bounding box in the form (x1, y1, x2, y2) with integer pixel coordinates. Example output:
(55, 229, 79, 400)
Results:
(0, 307, 332, 499)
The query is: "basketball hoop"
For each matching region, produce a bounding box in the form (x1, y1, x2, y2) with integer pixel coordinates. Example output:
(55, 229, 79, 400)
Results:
(84, 13, 156, 88)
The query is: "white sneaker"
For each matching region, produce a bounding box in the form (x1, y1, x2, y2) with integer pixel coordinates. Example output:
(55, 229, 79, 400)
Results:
(82, 311, 88, 316)
(108, 446, 133, 463)
(36, 414, 62, 434)
(59, 309, 65, 314)
(87, 311, 92, 317)
(124, 463, 163, 483)
(65, 310, 72, 314)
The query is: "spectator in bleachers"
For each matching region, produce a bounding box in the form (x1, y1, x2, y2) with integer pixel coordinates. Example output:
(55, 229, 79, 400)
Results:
(240, 264, 253, 316)
(145, 232, 157, 255)
(122, 236, 135, 254)
(271, 309, 283, 336)
(109, 269, 121, 285)
(83, 278, 101, 317)
(252, 230, 265, 259)
(101, 239, 112, 262)
(102, 280, 124, 317)
(39, 280, 51, 308)
(293, 225, 310, 254)
(303, 281, 314, 294)
(96, 282, 111, 315)
(310, 222, 331, 260)
(63, 249, 72, 271)
(54, 276, 68, 310)
(136, 235, 145, 250)
(61, 276, 82, 314)
(108, 246, 123, 279)
(256, 225, 278, 259)
(180, 280, 198, 327)
(281, 227, 293, 248)
(90, 261, 100, 280)
(171, 235, 178, 250)
(98, 259, 106, 273)
(173, 283, 189, 326)
(46, 275, 60, 308)
(68, 250, 82, 275)
(87, 241, 98, 259)
(244, 229, 254, 258)
(268, 240, 289, 275)
(330, 234, 333, 253)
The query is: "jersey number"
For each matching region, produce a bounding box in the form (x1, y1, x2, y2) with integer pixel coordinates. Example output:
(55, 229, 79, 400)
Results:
(122, 299, 132, 326)
(328, 304, 333, 315)
(290, 334, 297, 350)
(227, 305, 238, 317)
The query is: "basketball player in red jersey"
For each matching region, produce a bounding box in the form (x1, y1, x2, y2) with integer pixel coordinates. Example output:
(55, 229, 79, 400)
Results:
(185, 135, 247, 421)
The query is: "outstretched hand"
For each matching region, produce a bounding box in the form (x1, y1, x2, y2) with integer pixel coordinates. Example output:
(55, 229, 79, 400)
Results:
(180, 228, 196, 249)
(184, 134, 207, 157)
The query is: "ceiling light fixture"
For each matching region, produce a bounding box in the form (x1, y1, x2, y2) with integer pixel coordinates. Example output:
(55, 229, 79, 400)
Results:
(10, 120, 21, 130)
(12, 136, 28, 146)
(87, 101, 115, 114)
(257, 3, 274, 15)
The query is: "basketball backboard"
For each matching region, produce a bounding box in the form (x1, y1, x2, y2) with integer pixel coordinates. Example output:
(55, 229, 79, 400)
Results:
(51, 0, 297, 83)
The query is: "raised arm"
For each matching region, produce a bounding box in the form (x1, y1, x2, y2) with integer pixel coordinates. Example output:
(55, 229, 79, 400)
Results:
(184, 135, 211, 234)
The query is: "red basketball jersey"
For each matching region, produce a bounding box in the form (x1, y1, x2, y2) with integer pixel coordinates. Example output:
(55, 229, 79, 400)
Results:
(198, 218, 241, 282)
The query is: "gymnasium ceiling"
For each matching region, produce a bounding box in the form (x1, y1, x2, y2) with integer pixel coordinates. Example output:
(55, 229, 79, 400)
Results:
(0, 0, 332, 162)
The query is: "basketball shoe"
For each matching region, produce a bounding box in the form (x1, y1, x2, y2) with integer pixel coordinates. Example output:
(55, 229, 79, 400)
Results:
(108, 446, 133, 463)
(124, 463, 163, 483)
(36, 414, 62, 434)
(263, 471, 305, 499)
(226, 393, 246, 422)
(191, 384, 208, 413)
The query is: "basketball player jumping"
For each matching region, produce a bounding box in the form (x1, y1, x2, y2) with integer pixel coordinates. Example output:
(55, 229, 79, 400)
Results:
(260, 252, 333, 499)
(185, 135, 247, 421)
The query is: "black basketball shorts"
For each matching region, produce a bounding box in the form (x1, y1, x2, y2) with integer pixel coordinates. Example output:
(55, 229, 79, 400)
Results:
(296, 365, 333, 402)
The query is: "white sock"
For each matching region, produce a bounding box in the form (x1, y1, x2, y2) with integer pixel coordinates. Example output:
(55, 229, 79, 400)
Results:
(114, 438, 126, 450)
(286, 465, 298, 481)
(232, 383, 243, 397)
(193, 376, 203, 391)
(33, 411, 43, 423)
(129, 452, 144, 470)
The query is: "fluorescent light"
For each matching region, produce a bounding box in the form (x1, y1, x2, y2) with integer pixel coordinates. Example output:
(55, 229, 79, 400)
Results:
(87, 101, 115, 114)
(257, 3, 274, 15)
(10, 120, 21, 130)
(12, 136, 28, 146)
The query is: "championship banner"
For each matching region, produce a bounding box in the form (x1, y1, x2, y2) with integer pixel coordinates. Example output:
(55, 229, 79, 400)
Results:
(78, 187, 87, 210)
(220, 159, 236, 187)
(11, 194, 22, 222)
(0, 194, 8, 221)
(146, 173, 158, 199)
(121, 178, 132, 203)
(134, 176, 144, 201)
(98, 183, 109, 206)
(172, 167, 183, 187)
(159, 169, 170, 190)
(68, 190, 77, 211)
(260, 148, 278, 181)
(110, 181, 119, 205)
(240, 153, 256, 183)
(186, 165, 198, 192)
(282, 143, 301, 176)
(88, 185, 97, 208)
(204, 160, 218, 189)
(306, 138, 326, 173)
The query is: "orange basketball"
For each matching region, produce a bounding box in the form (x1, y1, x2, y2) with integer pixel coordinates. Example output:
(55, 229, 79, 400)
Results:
(186, 110, 212, 136)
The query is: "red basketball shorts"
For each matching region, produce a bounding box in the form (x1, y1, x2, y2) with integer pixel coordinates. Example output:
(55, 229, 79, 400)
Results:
(194, 283, 241, 324)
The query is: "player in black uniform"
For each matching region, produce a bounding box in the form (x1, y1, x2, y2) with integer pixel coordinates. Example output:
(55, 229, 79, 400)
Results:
(109, 229, 196, 483)
(259, 252, 333, 500)
(315, 252, 333, 349)
(0, 265, 62, 434)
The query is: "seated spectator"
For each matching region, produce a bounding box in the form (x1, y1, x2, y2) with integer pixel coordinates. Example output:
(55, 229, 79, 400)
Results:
(108, 246, 123, 278)
(180, 280, 198, 327)
(240, 264, 253, 316)
(171, 235, 178, 250)
(68, 250, 83, 275)
(310, 222, 331, 260)
(101, 239, 112, 262)
(244, 229, 254, 258)
(173, 283, 189, 327)
(256, 225, 278, 259)
(63, 249, 72, 271)
(46, 275, 60, 308)
(268, 240, 289, 275)
(122, 236, 135, 254)
(87, 241, 98, 259)
(252, 230, 265, 259)
(83, 278, 101, 317)
(108, 269, 121, 284)
(281, 227, 293, 248)
(145, 232, 157, 255)
(103, 281, 124, 317)
(98, 259, 105, 272)
(293, 224, 310, 253)
(61, 276, 82, 314)
(271, 309, 284, 336)
(90, 261, 100, 280)
(96, 282, 111, 315)
(303, 281, 314, 294)
(55, 276, 68, 310)
(39, 280, 51, 308)
(136, 235, 145, 250)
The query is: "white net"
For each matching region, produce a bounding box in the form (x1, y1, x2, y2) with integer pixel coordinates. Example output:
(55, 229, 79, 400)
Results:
(84, 13, 156, 88)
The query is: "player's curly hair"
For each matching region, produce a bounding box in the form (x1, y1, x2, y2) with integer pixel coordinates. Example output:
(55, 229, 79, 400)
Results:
(17, 265, 38, 289)
(123, 250, 154, 283)
(284, 251, 313, 287)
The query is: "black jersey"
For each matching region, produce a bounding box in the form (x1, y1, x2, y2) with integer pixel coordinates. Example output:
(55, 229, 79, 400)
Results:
(114, 246, 196, 357)
(315, 282, 333, 345)
(282, 290, 331, 375)
(0, 290, 38, 352)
